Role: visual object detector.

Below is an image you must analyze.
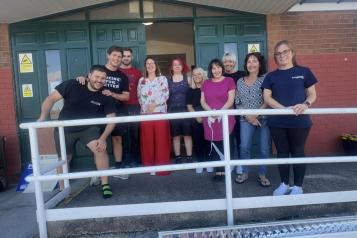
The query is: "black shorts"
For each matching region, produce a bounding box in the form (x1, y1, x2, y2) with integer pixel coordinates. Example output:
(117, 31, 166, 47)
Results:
(54, 126, 101, 155)
(168, 106, 192, 137)
(111, 110, 129, 137)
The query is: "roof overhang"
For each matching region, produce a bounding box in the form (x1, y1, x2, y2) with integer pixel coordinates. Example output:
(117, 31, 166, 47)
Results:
(1, 0, 355, 24)
(0, 0, 299, 24)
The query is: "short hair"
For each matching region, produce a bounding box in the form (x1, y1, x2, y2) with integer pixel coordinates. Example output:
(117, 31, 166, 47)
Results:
(207, 58, 225, 79)
(169, 57, 189, 75)
(222, 52, 237, 63)
(143, 56, 161, 78)
(243, 52, 267, 77)
(107, 45, 123, 55)
(122, 48, 133, 54)
(191, 67, 207, 89)
(274, 40, 298, 66)
(90, 64, 106, 74)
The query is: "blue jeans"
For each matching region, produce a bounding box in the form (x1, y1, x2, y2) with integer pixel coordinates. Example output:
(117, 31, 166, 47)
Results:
(240, 118, 271, 175)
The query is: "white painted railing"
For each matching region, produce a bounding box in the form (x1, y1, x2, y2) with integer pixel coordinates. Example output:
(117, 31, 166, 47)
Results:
(20, 108, 357, 238)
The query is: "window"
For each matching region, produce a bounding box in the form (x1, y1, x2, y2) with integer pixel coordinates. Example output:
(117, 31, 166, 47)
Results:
(45, 50, 63, 119)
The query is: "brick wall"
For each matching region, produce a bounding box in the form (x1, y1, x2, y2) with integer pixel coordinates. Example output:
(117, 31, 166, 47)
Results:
(267, 11, 357, 155)
(0, 24, 20, 181)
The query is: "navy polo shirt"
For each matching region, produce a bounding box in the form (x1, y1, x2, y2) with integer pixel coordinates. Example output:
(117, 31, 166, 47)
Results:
(261, 66, 318, 128)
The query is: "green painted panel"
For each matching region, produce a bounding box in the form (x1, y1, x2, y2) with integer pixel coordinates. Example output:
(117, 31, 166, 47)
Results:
(14, 32, 37, 45)
(112, 29, 123, 42)
(96, 30, 107, 42)
(197, 43, 220, 70)
(44, 31, 59, 44)
(65, 30, 86, 42)
(66, 48, 89, 79)
(197, 25, 218, 38)
(223, 24, 237, 37)
(243, 24, 264, 36)
(127, 28, 138, 41)
(95, 48, 108, 65)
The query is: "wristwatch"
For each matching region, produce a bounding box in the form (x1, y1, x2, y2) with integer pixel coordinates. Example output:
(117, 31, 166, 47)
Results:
(304, 101, 311, 107)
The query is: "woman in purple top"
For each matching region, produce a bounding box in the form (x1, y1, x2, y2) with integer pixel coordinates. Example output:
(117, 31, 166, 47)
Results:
(201, 58, 236, 180)
(168, 58, 193, 164)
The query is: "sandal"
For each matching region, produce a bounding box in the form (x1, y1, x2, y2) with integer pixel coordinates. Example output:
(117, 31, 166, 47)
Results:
(235, 173, 248, 184)
(258, 176, 271, 187)
(213, 172, 225, 181)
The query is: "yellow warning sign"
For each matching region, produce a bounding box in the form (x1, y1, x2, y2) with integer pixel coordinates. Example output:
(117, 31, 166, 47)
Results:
(22, 84, 33, 98)
(19, 53, 34, 73)
(248, 44, 260, 53)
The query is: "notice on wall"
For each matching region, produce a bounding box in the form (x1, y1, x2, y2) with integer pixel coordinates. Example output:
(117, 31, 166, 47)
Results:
(19, 53, 34, 73)
(22, 84, 33, 98)
(248, 44, 260, 53)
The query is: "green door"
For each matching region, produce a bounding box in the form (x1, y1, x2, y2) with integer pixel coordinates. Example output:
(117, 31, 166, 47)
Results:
(11, 23, 91, 168)
(194, 15, 267, 70)
(91, 23, 146, 69)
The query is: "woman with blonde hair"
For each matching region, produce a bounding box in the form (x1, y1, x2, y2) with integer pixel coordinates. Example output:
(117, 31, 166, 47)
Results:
(186, 67, 210, 173)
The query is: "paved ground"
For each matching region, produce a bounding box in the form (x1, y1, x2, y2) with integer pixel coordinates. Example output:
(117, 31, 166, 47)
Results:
(2, 162, 357, 238)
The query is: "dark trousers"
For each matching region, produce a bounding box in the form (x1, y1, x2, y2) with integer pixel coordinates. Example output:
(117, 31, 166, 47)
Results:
(191, 119, 207, 162)
(126, 105, 141, 165)
(270, 127, 311, 186)
(230, 116, 241, 159)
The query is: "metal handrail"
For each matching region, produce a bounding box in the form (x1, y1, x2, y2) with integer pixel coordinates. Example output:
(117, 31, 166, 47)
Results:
(19, 107, 357, 238)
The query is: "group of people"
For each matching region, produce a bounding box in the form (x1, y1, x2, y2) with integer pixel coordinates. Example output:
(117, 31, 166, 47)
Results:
(38, 40, 317, 199)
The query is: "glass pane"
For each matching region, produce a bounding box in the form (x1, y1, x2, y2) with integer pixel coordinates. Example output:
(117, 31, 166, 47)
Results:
(90, 1, 140, 20)
(196, 7, 237, 17)
(143, 0, 193, 18)
(224, 43, 238, 71)
(45, 50, 63, 119)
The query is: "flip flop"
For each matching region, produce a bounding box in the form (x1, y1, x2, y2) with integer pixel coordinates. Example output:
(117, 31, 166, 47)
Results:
(235, 173, 248, 184)
(258, 176, 271, 187)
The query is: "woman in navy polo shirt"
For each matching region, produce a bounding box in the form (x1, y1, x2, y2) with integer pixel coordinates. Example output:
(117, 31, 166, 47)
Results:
(262, 40, 317, 196)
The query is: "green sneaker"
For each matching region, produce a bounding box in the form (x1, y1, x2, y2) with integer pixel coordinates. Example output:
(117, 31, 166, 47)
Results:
(102, 184, 113, 199)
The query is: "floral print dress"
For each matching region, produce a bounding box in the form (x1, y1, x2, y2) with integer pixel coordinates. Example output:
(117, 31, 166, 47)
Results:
(137, 75, 169, 114)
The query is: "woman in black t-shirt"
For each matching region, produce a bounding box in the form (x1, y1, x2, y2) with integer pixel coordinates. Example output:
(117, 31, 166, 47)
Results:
(186, 67, 210, 174)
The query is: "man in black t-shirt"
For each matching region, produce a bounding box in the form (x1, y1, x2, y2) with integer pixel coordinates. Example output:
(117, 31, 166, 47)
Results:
(38, 65, 116, 199)
(76, 46, 130, 179)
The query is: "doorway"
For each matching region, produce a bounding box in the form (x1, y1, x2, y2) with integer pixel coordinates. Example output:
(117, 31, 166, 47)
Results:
(145, 22, 194, 77)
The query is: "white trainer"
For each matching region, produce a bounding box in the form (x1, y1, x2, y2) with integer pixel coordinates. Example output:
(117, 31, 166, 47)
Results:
(206, 167, 214, 173)
(289, 186, 303, 195)
(273, 182, 290, 196)
(196, 168, 204, 174)
(113, 174, 130, 180)
(89, 177, 100, 186)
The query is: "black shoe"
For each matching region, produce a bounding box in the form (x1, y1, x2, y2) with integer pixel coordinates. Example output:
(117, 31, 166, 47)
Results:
(174, 155, 182, 164)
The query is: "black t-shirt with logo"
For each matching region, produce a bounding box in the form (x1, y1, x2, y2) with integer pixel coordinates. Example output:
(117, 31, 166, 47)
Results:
(103, 66, 129, 114)
(55, 79, 117, 132)
(224, 70, 245, 84)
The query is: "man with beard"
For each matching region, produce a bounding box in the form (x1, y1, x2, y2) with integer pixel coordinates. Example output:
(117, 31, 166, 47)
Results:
(38, 65, 116, 198)
(120, 48, 142, 167)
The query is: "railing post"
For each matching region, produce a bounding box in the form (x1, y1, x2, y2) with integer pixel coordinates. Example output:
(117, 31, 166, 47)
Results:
(29, 127, 48, 238)
(222, 114, 234, 226)
(58, 126, 70, 189)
